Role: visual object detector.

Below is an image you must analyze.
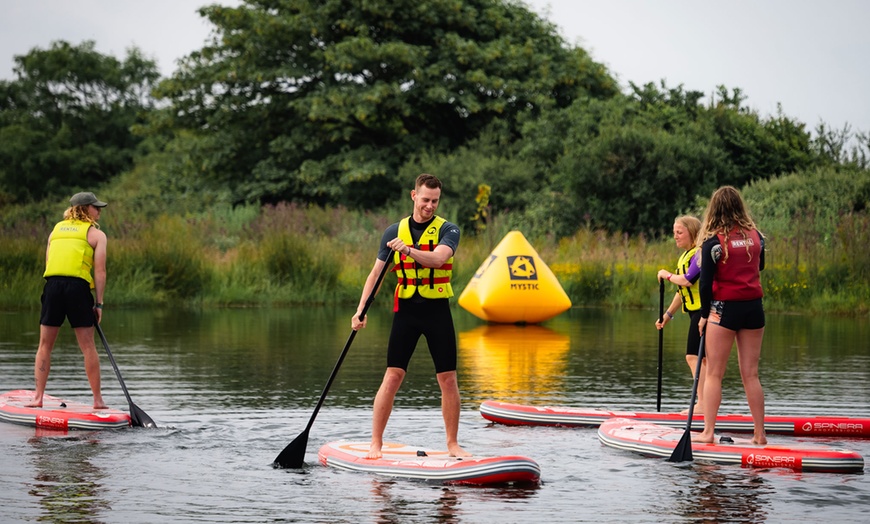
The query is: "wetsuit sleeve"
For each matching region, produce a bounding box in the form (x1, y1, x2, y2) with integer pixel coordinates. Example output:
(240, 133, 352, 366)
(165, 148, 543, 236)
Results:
(699, 237, 720, 318)
(684, 252, 701, 284)
(759, 233, 765, 271)
(377, 223, 400, 262)
(439, 221, 461, 255)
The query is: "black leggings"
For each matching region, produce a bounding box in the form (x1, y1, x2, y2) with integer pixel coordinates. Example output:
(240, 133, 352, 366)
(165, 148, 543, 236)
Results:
(686, 310, 702, 356)
(387, 299, 457, 373)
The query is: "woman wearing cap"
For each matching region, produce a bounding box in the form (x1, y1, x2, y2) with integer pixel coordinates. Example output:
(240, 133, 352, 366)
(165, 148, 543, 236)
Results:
(26, 191, 109, 409)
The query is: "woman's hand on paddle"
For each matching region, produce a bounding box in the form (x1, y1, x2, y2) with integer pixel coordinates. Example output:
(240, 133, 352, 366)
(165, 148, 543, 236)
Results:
(352, 312, 367, 331)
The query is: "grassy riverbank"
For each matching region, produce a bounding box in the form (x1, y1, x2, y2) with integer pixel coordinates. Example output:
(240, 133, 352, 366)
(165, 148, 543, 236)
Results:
(1, 202, 867, 316)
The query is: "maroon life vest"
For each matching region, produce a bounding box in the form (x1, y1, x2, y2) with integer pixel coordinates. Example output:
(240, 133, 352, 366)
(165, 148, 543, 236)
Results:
(712, 229, 764, 301)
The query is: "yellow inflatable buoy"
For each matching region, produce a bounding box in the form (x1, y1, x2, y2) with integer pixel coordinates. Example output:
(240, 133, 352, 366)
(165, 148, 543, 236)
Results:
(458, 231, 572, 323)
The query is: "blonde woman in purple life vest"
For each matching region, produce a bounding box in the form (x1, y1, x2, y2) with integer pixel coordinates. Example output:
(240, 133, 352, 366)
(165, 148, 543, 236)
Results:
(656, 215, 705, 414)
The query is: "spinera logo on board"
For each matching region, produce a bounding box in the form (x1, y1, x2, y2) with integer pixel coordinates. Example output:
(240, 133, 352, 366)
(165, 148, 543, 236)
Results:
(745, 453, 798, 467)
(801, 421, 864, 433)
(36, 415, 67, 429)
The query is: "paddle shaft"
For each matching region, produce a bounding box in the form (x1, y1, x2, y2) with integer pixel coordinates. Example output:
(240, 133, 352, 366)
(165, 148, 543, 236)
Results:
(657, 279, 664, 412)
(303, 260, 390, 433)
(274, 259, 391, 468)
(95, 321, 156, 428)
(667, 332, 705, 462)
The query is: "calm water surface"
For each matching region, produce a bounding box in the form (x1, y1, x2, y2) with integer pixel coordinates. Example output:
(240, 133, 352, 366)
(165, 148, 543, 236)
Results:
(1, 306, 868, 523)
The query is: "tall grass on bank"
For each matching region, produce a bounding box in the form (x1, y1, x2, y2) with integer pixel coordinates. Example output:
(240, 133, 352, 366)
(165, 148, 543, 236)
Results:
(1, 203, 868, 315)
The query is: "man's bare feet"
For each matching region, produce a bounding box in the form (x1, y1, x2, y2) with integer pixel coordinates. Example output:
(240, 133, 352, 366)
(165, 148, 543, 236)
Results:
(24, 398, 43, 408)
(751, 434, 768, 445)
(448, 443, 472, 458)
(93, 401, 108, 410)
(691, 432, 715, 444)
(366, 443, 383, 460)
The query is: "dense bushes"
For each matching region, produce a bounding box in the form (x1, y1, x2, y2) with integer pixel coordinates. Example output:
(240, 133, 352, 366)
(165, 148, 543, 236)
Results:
(2, 175, 866, 315)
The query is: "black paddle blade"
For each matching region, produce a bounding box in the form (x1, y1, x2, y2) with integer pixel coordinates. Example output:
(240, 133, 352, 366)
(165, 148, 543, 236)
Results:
(668, 430, 694, 462)
(668, 333, 706, 462)
(273, 430, 309, 469)
(130, 402, 157, 428)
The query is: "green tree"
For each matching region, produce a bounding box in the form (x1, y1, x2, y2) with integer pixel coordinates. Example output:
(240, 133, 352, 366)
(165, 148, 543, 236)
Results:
(705, 86, 814, 187)
(511, 81, 822, 237)
(0, 40, 160, 203)
(150, 0, 617, 208)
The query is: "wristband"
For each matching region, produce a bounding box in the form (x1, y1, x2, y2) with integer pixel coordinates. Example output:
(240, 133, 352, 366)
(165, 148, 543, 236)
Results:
(666, 273, 672, 281)
(665, 311, 674, 319)
(95, 303, 103, 309)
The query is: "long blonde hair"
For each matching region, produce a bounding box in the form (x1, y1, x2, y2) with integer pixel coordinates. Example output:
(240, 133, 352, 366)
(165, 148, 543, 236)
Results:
(63, 206, 100, 229)
(697, 186, 758, 263)
(675, 215, 702, 245)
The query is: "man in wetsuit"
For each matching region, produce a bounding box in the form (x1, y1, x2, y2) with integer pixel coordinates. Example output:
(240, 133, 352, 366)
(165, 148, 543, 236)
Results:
(351, 173, 471, 460)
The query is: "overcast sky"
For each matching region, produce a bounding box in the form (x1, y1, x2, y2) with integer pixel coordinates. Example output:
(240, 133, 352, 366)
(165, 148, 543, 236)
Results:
(2, 0, 868, 137)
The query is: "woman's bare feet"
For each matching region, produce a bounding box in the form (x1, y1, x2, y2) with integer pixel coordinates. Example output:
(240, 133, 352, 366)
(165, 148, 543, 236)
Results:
(94, 401, 108, 409)
(680, 403, 704, 415)
(448, 443, 471, 458)
(24, 398, 43, 408)
(751, 433, 768, 445)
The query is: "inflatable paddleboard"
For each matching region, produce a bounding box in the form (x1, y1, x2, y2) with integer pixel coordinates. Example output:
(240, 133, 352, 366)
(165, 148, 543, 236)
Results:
(318, 441, 541, 485)
(0, 390, 131, 431)
(480, 400, 870, 438)
(598, 418, 864, 473)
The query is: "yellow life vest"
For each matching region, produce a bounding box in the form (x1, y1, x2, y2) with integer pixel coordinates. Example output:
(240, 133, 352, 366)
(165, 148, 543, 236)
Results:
(43, 219, 95, 288)
(676, 247, 700, 312)
(393, 216, 454, 300)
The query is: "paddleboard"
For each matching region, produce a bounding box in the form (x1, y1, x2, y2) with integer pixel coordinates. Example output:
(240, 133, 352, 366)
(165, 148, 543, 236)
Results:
(598, 417, 864, 473)
(318, 441, 541, 485)
(480, 400, 870, 438)
(0, 390, 131, 431)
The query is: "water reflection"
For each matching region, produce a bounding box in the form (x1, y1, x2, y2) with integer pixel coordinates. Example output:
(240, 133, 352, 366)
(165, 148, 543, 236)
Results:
(369, 480, 462, 523)
(27, 431, 110, 523)
(367, 477, 540, 523)
(459, 324, 570, 399)
(678, 464, 773, 523)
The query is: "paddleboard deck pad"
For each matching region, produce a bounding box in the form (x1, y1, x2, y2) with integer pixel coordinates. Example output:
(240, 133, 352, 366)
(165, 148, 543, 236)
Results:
(480, 400, 870, 438)
(0, 390, 131, 431)
(318, 441, 541, 485)
(598, 417, 864, 473)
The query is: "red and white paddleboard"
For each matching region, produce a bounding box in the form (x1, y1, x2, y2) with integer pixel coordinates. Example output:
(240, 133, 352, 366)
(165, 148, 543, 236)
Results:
(480, 400, 870, 438)
(598, 417, 864, 473)
(0, 390, 131, 431)
(318, 441, 541, 485)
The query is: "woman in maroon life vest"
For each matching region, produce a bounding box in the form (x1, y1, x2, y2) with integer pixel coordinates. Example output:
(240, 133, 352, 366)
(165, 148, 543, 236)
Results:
(692, 186, 767, 445)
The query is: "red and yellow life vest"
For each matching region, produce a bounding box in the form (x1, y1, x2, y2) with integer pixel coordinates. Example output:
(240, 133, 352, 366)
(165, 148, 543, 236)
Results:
(393, 216, 454, 301)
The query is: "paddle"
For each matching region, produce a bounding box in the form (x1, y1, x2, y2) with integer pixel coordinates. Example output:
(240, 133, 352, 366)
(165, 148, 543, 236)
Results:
(657, 279, 665, 412)
(667, 332, 705, 462)
(94, 322, 157, 428)
(273, 260, 391, 469)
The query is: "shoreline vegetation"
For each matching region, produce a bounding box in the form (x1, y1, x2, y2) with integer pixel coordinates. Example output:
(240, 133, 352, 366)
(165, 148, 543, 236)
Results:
(2, 196, 868, 317)
(3, 10, 869, 319)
